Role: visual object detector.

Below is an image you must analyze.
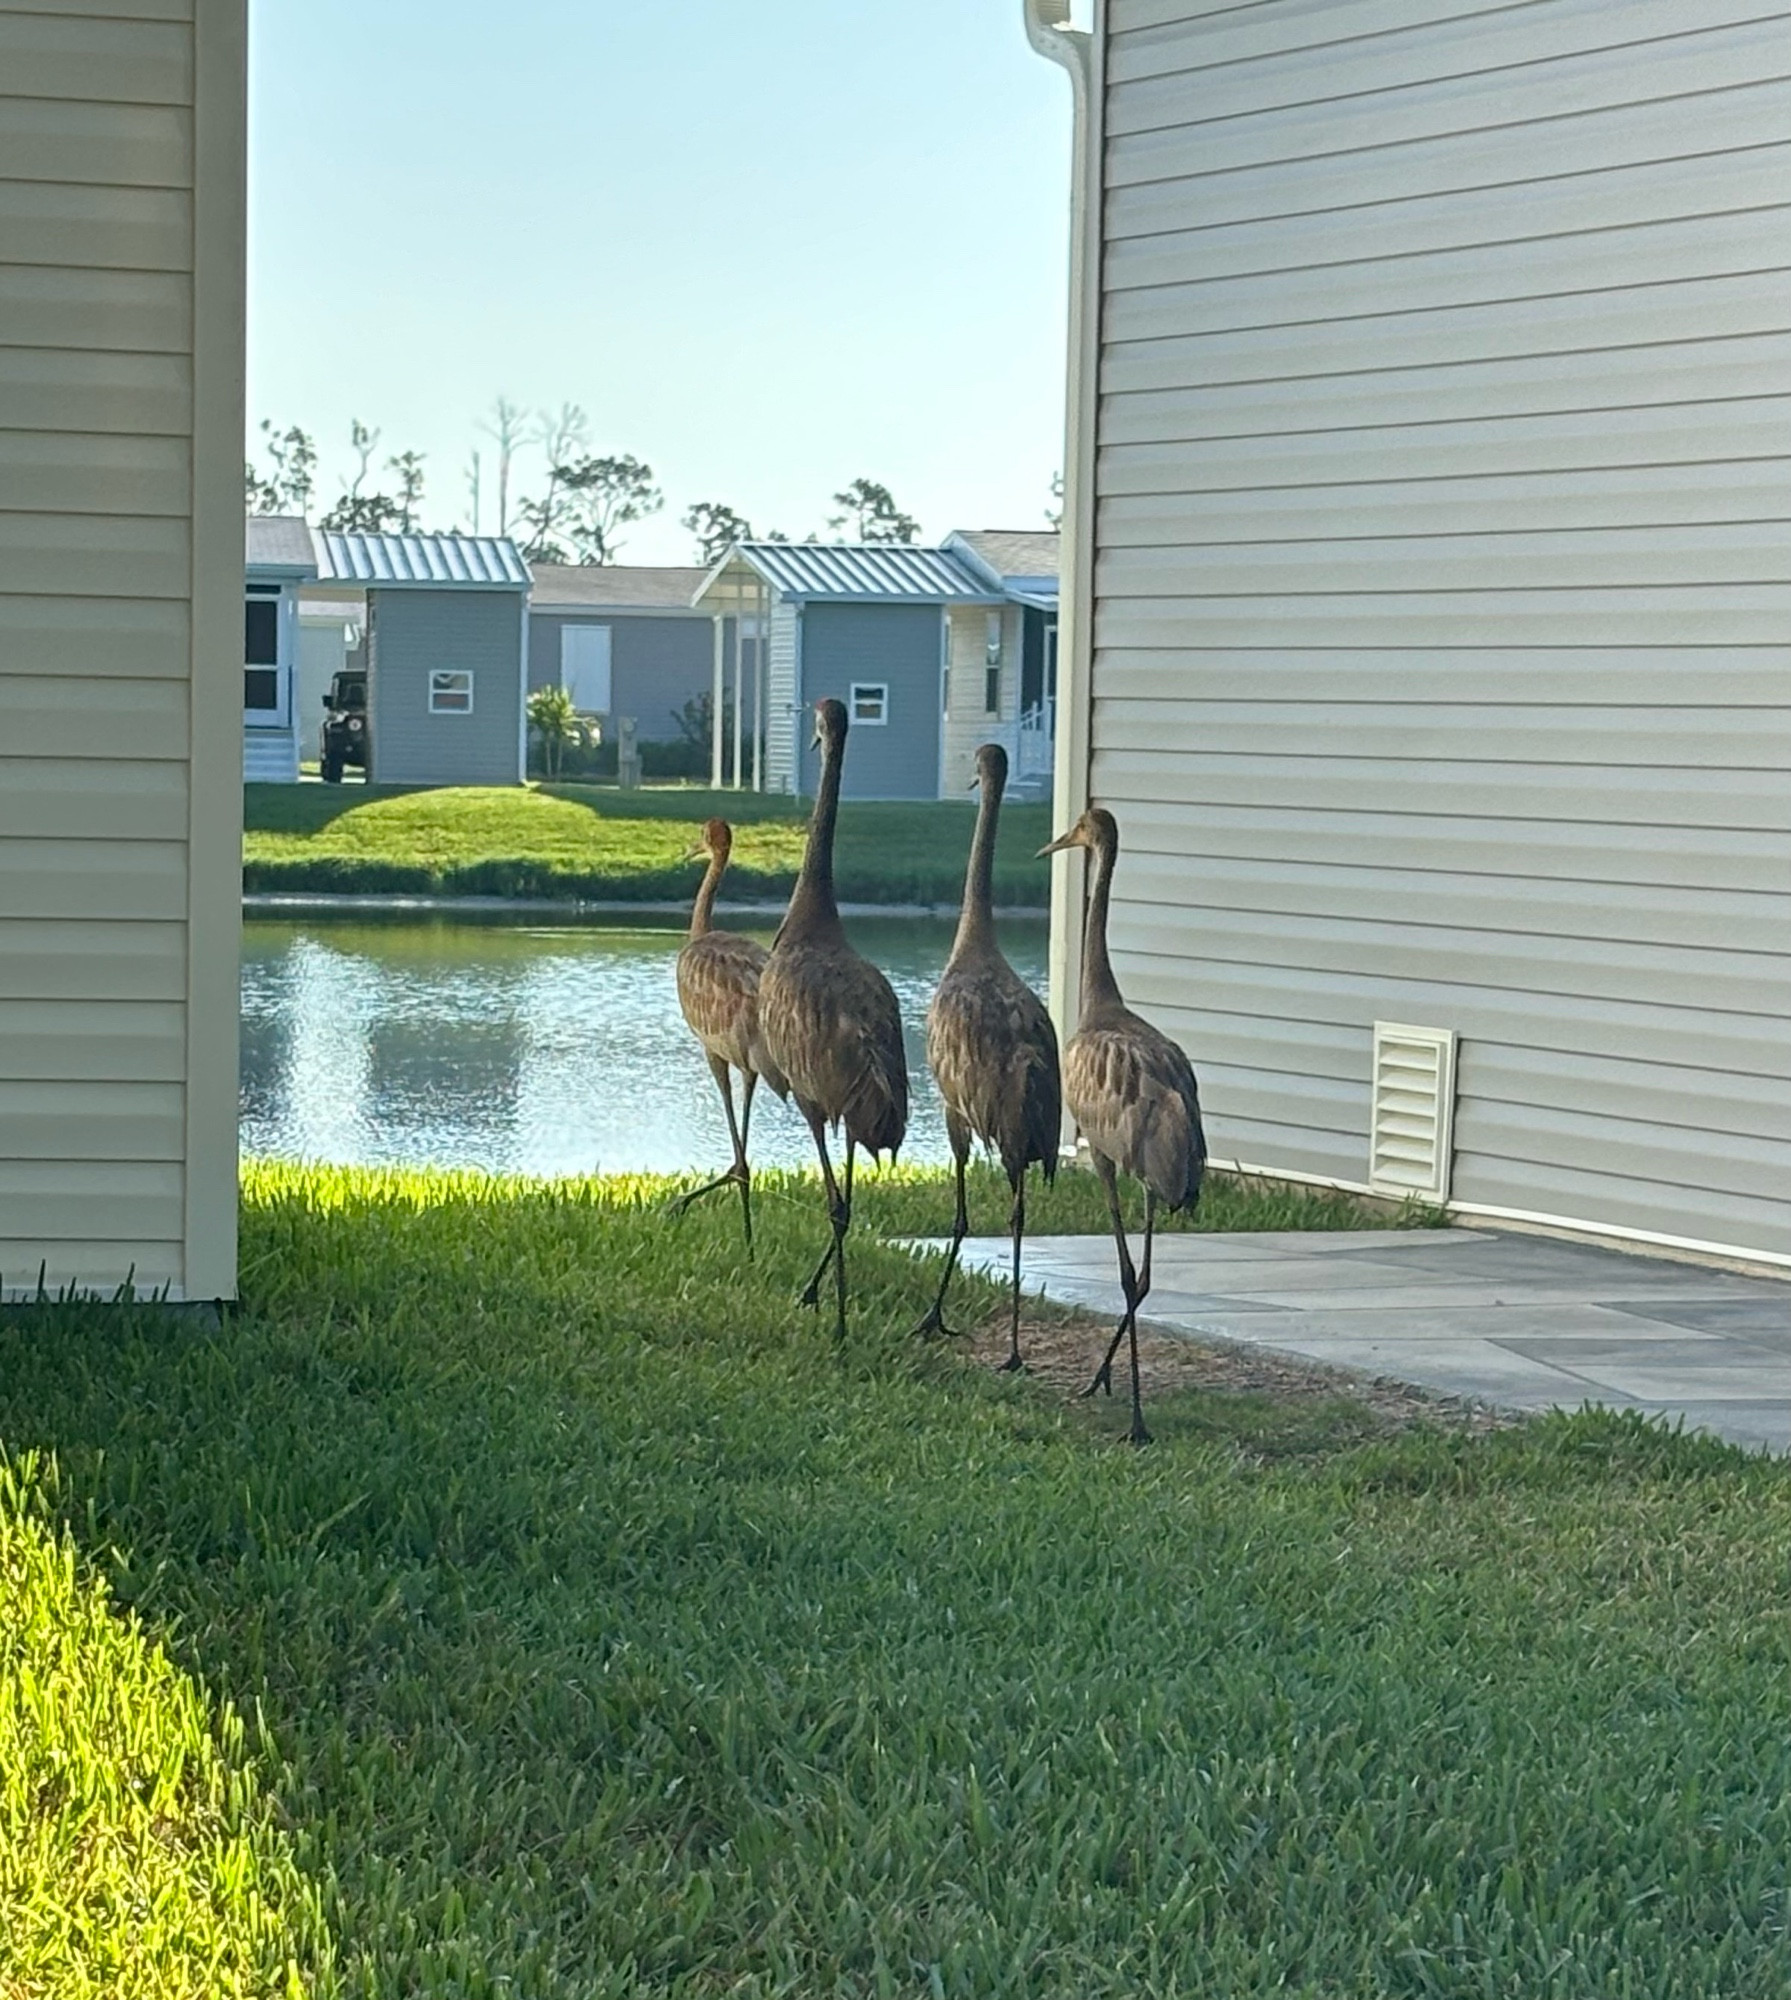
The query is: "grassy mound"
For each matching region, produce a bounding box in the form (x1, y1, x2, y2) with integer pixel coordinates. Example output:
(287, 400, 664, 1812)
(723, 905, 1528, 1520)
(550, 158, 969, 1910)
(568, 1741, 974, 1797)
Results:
(243, 785, 1056, 906)
(1, 1165, 1784, 1996)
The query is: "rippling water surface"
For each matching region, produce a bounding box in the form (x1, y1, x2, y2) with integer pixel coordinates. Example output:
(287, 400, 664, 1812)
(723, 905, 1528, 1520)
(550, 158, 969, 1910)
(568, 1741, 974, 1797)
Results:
(241, 914, 1051, 1178)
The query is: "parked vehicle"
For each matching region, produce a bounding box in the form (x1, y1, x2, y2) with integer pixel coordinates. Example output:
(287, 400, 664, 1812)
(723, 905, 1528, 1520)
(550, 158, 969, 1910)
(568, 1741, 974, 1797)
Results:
(320, 670, 368, 782)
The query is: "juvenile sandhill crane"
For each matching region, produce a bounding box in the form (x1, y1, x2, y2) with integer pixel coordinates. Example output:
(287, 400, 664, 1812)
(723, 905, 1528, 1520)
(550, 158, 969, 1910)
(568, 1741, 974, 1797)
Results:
(759, 698, 908, 1341)
(916, 742, 1061, 1370)
(674, 817, 787, 1250)
(1039, 806, 1205, 1445)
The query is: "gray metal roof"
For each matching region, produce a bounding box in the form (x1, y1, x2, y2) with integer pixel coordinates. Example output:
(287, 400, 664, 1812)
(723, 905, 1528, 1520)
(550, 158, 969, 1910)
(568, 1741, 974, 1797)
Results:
(315, 529, 530, 590)
(719, 541, 1001, 604)
(245, 514, 317, 578)
(529, 563, 709, 611)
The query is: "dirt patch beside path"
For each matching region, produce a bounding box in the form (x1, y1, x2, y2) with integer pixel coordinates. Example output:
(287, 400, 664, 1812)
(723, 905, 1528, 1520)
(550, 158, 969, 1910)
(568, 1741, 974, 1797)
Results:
(958, 1302, 1519, 1454)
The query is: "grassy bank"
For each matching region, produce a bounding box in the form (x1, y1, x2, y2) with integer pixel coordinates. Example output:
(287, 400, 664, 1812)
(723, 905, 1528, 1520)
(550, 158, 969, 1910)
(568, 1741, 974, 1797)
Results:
(4, 1165, 1787, 1996)
(243, 784, 1056, 907)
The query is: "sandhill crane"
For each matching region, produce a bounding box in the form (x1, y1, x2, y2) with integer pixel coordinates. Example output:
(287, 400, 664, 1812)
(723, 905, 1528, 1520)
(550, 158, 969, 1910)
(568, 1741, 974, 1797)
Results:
(916, 742, 1061, 1370)
(759, 698, 908, 1341)
(1039, 806, 1205, 1444)
(673, 817, 787, 1250)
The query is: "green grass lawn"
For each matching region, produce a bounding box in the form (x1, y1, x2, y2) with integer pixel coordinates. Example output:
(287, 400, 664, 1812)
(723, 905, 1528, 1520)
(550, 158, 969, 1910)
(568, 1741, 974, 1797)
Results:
(243, 784, 1056, 906)
(4, 1164, 1788, 1996)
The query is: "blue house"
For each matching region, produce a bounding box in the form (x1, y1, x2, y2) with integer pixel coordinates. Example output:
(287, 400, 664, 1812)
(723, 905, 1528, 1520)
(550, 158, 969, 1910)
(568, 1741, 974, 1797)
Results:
(693, 534, 1059, 800)
(244, 520, 530, 785)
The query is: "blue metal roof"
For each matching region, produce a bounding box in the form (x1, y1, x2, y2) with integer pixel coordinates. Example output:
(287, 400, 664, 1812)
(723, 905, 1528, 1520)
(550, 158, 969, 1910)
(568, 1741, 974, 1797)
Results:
(721, 541, 1001, 604)
(315, 530, 530, 590)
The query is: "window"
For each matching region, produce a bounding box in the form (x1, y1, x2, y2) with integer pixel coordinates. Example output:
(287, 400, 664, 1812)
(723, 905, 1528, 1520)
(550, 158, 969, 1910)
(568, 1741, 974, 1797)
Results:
(850, 682, 888, 725)
(984, 611, 1002, 714)
(984, 665, 1001, 716)
(244, 588, 281, 714)
(559, 623, 613, 713)
(429, 669, 474, 714)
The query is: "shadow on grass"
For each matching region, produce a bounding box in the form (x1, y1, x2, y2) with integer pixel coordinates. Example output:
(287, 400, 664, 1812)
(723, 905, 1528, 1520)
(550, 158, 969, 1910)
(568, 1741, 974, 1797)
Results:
(244, 779, 433, 839)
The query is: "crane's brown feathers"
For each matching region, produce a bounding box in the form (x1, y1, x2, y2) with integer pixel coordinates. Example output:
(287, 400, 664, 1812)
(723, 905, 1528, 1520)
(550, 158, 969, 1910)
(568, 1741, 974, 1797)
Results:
(1063, 1008, 1203, 1211)
(1039, 801, 1206, 1440)
(761, 936, 906, 1158)
(927, 958, 1059, 1184)
(677, 930, 788, 1097)
(762, 699, 910, 1338)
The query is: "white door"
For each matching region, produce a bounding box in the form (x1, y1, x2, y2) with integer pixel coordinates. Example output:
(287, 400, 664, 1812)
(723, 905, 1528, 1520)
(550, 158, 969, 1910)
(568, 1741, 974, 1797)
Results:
(560, 624, 613, 715)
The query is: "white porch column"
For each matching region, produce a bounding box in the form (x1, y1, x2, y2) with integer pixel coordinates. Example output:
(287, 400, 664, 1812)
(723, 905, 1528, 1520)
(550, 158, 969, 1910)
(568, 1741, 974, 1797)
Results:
(709, 612, 725, 789)
(730, 605, 744, 789)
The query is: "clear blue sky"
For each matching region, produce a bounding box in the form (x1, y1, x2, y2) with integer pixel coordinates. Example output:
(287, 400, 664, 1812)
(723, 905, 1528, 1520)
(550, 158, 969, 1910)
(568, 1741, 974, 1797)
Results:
(246, 0, 1076, 562)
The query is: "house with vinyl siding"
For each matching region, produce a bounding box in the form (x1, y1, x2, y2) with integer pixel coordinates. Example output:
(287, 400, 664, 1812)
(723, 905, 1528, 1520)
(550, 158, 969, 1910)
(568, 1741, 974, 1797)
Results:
(318, 529, 530, 788)
(942, 530, 1059, 797)
(243, 521, 531, 786)
(694, 539, 1059, 800)
(1027, 0, 1791, 1266)
(1, 0, 245, 1300)
(525, 564, 725, 745)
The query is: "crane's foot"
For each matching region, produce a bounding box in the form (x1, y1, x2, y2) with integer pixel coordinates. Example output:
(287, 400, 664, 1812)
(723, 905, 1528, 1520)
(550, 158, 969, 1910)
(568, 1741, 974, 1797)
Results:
(1079, 1361, 1114, 1399)
(909, 1304, 963, 1340)
(1125, 1417, 1153, 1448)
(997, 1351, 1026, 1375)
(669, 1170, 737, 1219)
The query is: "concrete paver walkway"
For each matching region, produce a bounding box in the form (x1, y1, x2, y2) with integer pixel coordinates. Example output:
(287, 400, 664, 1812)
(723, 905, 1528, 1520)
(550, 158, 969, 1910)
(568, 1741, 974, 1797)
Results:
(952, 1226, 1790, 1454)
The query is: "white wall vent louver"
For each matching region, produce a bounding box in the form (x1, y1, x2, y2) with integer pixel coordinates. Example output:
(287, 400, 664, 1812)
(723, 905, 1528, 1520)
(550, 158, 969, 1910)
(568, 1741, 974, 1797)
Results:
(1369, 1022, 1458, 1203)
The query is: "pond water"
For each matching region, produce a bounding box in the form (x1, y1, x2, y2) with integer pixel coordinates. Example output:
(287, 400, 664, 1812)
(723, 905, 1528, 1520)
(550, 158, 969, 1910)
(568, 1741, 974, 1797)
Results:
(241, 914, 1051, 1177)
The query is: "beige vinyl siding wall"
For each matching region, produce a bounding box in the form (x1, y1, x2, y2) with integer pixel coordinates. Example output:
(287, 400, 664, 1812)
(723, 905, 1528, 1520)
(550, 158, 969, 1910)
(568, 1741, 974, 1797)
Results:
(940, 603, 1023, 797)
(1087, 0, 1791, 1258)
(0, 0, 244, 1297)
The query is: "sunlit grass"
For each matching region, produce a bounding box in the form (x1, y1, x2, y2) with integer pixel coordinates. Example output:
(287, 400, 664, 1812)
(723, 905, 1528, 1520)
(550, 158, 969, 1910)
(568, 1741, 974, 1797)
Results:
(242, 784, 1055, 906)
(2, 1164, 1785, 1997)
(0, 1453, 324, 1997)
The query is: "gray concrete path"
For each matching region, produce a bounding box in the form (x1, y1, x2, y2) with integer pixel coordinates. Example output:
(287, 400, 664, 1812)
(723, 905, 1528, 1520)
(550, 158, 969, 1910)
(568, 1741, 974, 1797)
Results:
(951, 1226, 1790, 1454)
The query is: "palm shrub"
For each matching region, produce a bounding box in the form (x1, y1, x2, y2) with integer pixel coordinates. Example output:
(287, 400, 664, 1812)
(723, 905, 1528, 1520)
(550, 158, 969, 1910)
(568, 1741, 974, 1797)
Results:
(526, 686, 580, 780)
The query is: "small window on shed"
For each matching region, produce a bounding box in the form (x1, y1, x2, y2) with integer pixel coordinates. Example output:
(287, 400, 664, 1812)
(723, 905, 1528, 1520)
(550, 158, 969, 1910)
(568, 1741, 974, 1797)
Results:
(850, 683, 888, 726)
(429, 669, 474, 714)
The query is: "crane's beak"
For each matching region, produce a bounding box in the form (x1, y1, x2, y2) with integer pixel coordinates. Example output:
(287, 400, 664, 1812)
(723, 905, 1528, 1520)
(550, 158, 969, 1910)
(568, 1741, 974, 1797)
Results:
(966, 775, 979, 794)
(1037, 827, 1079, 859)
(683, 841, 708, 863)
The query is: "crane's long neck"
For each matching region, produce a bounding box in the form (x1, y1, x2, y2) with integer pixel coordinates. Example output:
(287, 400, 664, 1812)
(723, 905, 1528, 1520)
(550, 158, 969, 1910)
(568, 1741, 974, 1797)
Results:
(1079, 829, 1122, 1017)
(951, 771, 1002, 957)
(788, 729, 844, 934)
(689, 849, 725, 939)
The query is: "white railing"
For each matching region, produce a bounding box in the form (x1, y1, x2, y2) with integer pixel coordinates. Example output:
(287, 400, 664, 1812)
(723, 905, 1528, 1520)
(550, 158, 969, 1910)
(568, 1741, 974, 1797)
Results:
(1014, 697, 1055, 781)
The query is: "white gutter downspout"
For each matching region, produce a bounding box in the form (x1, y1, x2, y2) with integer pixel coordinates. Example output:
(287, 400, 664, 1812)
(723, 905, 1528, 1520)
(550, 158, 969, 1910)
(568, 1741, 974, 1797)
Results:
(1025, 0, 1101, 1056)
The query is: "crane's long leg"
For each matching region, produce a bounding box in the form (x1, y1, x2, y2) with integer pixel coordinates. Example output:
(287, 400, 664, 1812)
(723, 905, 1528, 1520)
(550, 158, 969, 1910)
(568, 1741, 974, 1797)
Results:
(831, 1139, 856, 1344)
(736, 1070, 758, 1254)
(797, 1107, 847, 1320)
(1126, 1190, 1157, 1447)
(1081, 1153, 1139, 1401)
(911, 1126, 970, 1339)
(799, 1236, 835, 1307)
(674, 1055, 750, 1234)
(999, 1173, 1026, 1373)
